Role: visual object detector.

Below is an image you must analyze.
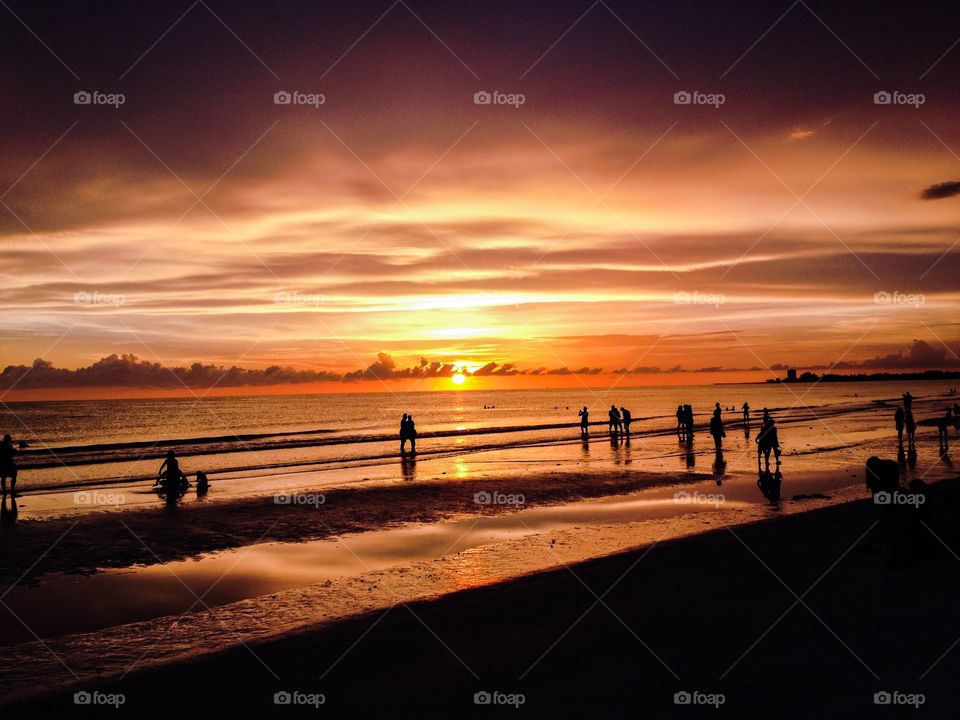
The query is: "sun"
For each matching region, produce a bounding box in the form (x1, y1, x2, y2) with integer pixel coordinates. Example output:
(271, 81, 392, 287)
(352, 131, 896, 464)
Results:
(451, 372, 467, 386)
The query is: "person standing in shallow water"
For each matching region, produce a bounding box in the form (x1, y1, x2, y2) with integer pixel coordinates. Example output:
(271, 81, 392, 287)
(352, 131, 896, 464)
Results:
(620, 407, 632, 437)
(0, 434, 17, 496)
(608, 405, 622, 434)
(709, 408, 725, 452)
(407, 415, 417, 454)
(578, 406, 589, 436)
(742, 402, 750, 424)
(399, 413, 409, 454)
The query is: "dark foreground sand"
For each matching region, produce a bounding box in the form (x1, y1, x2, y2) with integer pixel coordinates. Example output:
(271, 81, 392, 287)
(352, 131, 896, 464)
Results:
(10, 479, 960, 718)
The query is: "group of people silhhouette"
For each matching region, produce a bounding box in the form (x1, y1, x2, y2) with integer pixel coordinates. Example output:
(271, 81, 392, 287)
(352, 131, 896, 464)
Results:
(154, 449, 209, 501)
(575, 405, 633, 438)
(399, 413, 417, 454)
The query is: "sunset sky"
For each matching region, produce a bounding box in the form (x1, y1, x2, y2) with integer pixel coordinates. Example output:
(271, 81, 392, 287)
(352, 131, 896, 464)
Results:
(2, 0, 960, 396)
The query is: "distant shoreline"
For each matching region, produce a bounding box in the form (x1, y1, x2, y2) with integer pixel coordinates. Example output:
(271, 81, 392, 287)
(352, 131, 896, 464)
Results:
(762, 369, 960, 384)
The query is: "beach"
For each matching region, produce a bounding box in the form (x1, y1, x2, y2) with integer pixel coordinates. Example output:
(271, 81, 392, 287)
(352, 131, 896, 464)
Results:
(8, 485, 960, 718)
(0, 382, 958, 714)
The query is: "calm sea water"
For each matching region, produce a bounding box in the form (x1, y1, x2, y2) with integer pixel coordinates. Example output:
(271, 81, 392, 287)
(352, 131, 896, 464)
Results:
(1, 380, 954, 489)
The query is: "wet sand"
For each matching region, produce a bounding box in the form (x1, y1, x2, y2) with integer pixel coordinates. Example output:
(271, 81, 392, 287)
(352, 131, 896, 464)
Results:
(10, 481, 960, 718)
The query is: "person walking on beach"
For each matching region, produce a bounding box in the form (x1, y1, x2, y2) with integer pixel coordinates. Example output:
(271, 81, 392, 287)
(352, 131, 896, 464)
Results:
(742, 402, 750, 424)
(620, 407, 632, 437)
(406, 415, 418, 454)
(903, 392, 913, 413)
(579, 406, 590, 437)
(937, 408, 952, 454)
(709, 407, 725, 452)
(894, 407, 905, 448)
(399, 413, 410, 454)
(905, 409, 917, 449)
(683, 405, 694, 445)
(0, 434, 17, 496)
(756, 416, 781, 470)
(608, 405, 622, 434)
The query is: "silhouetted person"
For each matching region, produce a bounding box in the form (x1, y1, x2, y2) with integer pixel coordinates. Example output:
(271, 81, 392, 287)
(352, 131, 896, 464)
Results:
(196, 470, 209, 496)
(157, 449, 188, 498)
(905, 410, 917, 449)
(756, 416, 781, 470)
(683, 405, 694, 446)
(938, 408, 952, 454)
(399, 413, 410, 454)
(608, 405, 622, 434)
(620, 407, 632, 436)
(903, 392, 913, 413)
(709, 408, 725, 451)
(579, 406, 589, 437)
(1, 434, 18, 496)
(675, 405, 684, 438)
(407, 415, 417, 454)
(894, 407, 905, 448)
(742, 402, 750, 424)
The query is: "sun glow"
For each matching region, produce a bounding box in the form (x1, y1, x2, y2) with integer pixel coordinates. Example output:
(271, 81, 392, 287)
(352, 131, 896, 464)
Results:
(451, 372, 467, 386)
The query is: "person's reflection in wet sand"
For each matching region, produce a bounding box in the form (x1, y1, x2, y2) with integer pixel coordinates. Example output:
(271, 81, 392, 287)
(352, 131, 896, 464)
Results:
(1, 494, 17, 524)
(580, 436, 590, 459)
(897, 445, 906, 468)
(401, 454, 417, 481)
(907, 445, 917, 469)
(757, 468, 782, 504)
(685, 440, 695, 468)
(609, 431, 621, 461)
(713, 449, 726, 483)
